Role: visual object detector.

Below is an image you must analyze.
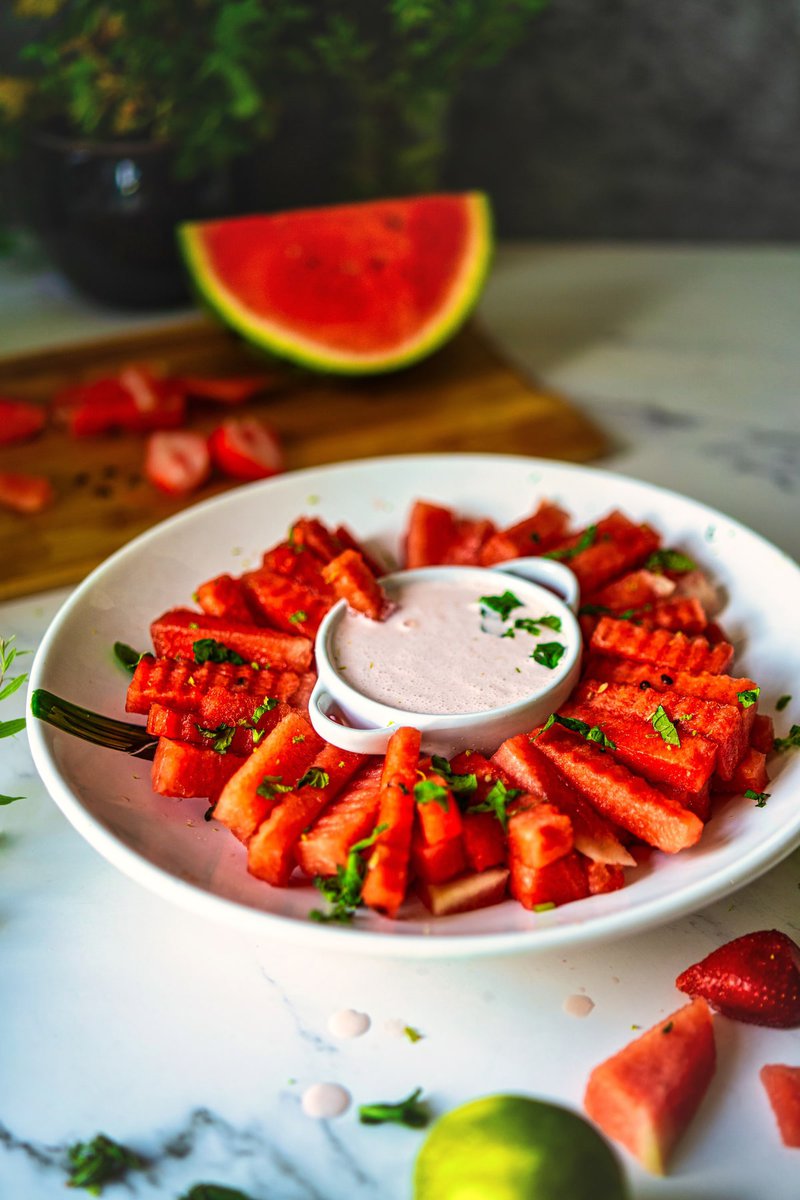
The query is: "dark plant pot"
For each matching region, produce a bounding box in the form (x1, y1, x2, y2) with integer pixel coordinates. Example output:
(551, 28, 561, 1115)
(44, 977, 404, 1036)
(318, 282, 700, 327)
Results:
(22, 132, 236, 310)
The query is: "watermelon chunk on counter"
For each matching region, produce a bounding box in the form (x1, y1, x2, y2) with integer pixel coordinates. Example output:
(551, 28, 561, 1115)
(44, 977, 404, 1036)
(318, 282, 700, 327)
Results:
(584, 998, 716, 1175)
(534, 724, 704, 854)
(247, 745, 367, 886)
(212, 711, 323, 841)
(590, 616, 734, 675)
(294, 761, 382, 879)
(760, 1065, 800, 1148)
(150, 609, 313, 672)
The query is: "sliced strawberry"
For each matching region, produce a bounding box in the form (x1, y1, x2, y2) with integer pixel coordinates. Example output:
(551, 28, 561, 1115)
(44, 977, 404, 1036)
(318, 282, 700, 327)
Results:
(144, 431, 210, 496)
(56, 367, 186, 436)
(0, 471, 54, 514)
(0, 397, 46, 445)
(676, 930, 800, 1028)
(208, 417, 283, 481)
(178, 374, 276, 404)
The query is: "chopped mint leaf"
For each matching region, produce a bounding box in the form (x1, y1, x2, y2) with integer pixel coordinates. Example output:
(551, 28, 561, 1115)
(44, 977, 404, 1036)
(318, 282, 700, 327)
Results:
(532, 641, 566, 670)
(774, 724, 800, 752)
(645, 549, 696, 574)
(310, 823, 387, 923)
(541, 712, 616, 751)
(544, 524, 597, 561)
(404, 1025, 424, 1043)
(533, 901, 556, 912)
(195, 723, 236, 754)
(430, 754, 478, 795)
(179, 1186, 257, 1200)
(776, 695, 792, 712)
(0, 794, 24, 805)
(651, 705, 681, 747)
(193, 638, 246, 666)
(413, 780, 450, 809)
(358, 1087, 429, 1128)
(251, 698, 278, 722)
(255, 774, 293, 800)
(112, 641, 145, 674)
(737, 687, 760, 708)
(66, 1133, 144, 1193)
(479, 590, 523, 622)
(467, 778, 522, 832)
(297, 766, 330, 790)
(745, 788, 770, 807)
(288, 610, 307, 624)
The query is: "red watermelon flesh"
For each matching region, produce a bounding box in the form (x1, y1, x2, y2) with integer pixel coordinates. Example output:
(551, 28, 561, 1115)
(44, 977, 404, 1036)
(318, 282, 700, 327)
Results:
(760, 1064, 800, 1147)
(584, 997, 716, 1175)
(179, 193, 492, 374)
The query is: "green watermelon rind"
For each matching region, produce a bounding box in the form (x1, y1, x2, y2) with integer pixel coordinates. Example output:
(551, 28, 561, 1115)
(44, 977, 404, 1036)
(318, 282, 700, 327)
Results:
(177, 193, 493, 376)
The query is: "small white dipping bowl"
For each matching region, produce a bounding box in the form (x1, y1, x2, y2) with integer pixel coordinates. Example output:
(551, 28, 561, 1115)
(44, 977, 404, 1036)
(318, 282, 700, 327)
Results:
(308, 557, 581, 758)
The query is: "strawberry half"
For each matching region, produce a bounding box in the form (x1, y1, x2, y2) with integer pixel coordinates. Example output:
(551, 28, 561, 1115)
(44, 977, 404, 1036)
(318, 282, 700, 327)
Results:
(208, 417, 283, 481)
(676, 929, 800, 1028)
(0, 471, 54, 514)
(144, 431, 210, 496)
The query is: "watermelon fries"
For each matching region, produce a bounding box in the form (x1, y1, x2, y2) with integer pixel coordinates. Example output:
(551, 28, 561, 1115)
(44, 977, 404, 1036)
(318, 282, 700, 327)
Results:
(124, 500, 774, 923)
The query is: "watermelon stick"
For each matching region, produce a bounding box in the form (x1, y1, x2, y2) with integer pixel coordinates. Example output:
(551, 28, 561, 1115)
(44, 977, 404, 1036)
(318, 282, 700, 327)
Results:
(30, 689, 157, 758)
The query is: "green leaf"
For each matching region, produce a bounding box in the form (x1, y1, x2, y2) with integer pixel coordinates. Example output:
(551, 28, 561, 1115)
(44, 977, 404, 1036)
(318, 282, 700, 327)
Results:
(310, 822, 387, 923)
(774, 724, 800, 752)
(776, 695, 792, 712)
(737, 687, 761, 708)
(429, 754, 477, 795)
(0, 672, 27, 702)
(651, 705, 681, 746)
(113, 642, 145, 674)
(66, 1133, 144, 1193)
(532, 641, 566, 670)
(467, 778, 522, 832)
(479, 590, 523, 622)
(0, 794, 24, 805)
(413, 780, 450, 809)
(744, 788, 770, 807)
(193, 639, 246, 665)
(403, 1025, 423, 1043)
(195, 723, 236, 754)
(544, 524, 597, 561)
(255, 774, 293, 800)
(251, 698, 278, 722)
(288, 609, 307, 624)
(0, 717, 26, 739)
(179, 1187, 256, 1200)
(541, 713, 616, 751)
(645, 549, 696, 574)
(297, 766, 330, 790)
(358, 1087, 429, 1128)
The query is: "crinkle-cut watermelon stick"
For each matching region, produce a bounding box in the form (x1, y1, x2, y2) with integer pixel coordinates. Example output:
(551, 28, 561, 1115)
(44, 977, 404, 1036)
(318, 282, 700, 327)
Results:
(479, 499, 571, 565)
(574, 679, 745, 780)
(760, 1065, 800, 1148)
(534, 724, 704, 854)
(590, 615, 734, 675)
(361, 727, 421, 918)
(562, 703, 719, 795)
(247, 746, 367, 887)
(151, 737, 245, 799)
(212, 711, 323, 842)
(151, 609, 313, 672)
(147, 698, 289, 756)
(322, 549, 388, 620)
(491, 735, 636, 867)
(262, 541, 334, 597)
(584, 998, 716, 1175)
(295, 762, 383, 879)
(586, 567, 676, 611)
(126, 656, 299, 716)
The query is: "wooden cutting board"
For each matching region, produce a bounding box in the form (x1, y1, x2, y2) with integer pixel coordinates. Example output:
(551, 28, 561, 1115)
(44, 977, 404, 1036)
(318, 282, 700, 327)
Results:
(0, 318, 607, 600)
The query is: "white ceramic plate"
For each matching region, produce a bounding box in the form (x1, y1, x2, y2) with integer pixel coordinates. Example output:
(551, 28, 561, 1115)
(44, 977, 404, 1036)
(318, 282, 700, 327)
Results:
(28, 454, 800, 958)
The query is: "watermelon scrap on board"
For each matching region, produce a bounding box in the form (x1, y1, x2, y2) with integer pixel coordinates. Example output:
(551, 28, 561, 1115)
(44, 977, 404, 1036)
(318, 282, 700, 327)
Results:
(179, 193, 492, 375)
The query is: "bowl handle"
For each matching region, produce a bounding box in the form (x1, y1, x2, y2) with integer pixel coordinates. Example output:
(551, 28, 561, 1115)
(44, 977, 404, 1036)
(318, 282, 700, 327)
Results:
(493, 557, 580, 612)
(308, 677, 395, 755)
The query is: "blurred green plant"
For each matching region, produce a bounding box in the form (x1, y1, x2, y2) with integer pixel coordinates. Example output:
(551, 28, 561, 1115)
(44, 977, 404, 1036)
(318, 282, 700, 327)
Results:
(0, 0, 307, 178)
(313, 0, 550, 196)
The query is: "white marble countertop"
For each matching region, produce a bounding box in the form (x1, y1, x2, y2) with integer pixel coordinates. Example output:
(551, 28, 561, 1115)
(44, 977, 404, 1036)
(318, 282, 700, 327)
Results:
(1, 245, 799, 1199)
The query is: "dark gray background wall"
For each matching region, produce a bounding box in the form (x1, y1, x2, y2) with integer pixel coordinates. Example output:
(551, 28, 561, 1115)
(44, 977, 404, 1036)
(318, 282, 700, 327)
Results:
(3, 0, 800, 239)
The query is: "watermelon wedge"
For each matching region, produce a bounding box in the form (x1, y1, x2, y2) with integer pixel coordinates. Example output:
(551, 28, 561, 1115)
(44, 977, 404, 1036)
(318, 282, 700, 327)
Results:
(178, 194, 492, 374)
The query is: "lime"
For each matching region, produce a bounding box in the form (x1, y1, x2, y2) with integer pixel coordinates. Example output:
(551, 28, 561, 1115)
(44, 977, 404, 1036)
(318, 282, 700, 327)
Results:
(413, 1094, 629, 1200)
